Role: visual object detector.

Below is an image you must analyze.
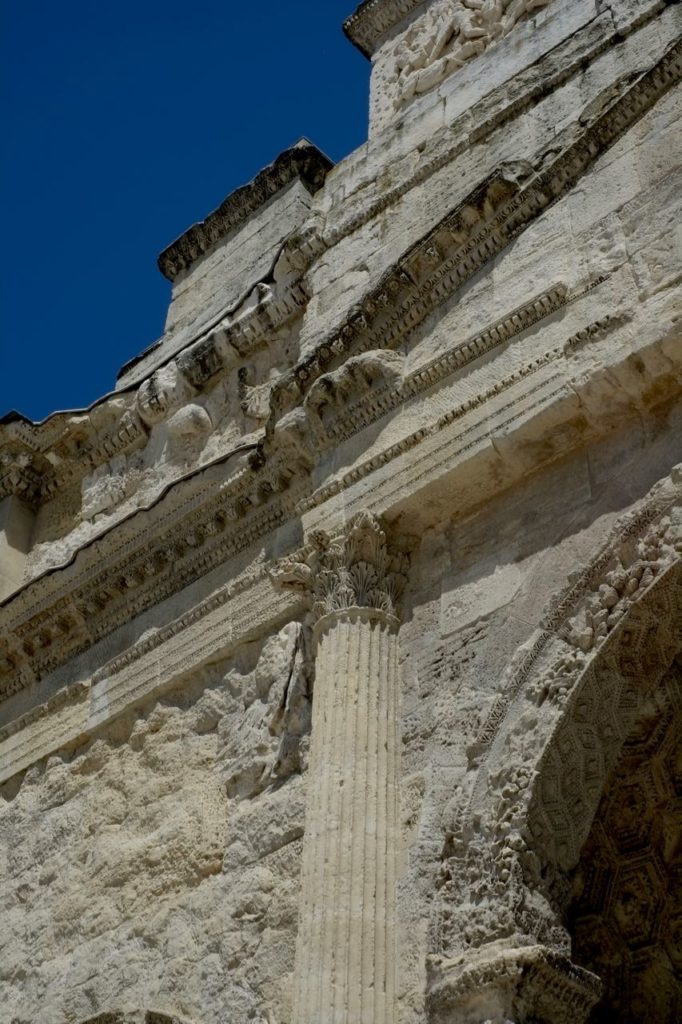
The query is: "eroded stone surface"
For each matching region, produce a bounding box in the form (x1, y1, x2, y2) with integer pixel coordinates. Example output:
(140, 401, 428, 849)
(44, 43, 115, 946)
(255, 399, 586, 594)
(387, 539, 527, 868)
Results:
(1, 1, 681, 1021)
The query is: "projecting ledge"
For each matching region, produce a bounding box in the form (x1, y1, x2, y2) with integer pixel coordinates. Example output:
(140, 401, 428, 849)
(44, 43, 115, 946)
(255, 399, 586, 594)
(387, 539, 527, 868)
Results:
(156, 139, 333, 283)
(343, 0, 425, 58)
(427, 944, 602, 1024)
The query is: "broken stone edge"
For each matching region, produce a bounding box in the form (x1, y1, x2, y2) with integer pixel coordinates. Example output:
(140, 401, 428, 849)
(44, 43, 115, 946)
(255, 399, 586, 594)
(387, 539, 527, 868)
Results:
(343, 0, 424, 58)
(155, 139, 334, 285)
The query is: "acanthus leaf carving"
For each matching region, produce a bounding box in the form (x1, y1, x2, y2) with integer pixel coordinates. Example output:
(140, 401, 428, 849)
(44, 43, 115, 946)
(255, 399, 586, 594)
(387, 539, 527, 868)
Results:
(271, 511, 409, 622)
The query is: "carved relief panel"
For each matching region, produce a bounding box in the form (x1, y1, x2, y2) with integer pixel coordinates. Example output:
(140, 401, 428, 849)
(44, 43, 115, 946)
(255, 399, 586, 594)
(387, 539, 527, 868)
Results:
(370, 0, 552, 131)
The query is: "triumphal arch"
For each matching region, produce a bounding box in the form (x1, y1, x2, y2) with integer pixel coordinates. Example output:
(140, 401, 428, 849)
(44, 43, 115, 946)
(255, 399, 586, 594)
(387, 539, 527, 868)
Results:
(1, 1, 681, 1021)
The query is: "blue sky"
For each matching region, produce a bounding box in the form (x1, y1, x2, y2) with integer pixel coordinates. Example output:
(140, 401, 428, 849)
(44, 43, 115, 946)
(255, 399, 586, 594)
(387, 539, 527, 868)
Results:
(0, 1, 369, 421)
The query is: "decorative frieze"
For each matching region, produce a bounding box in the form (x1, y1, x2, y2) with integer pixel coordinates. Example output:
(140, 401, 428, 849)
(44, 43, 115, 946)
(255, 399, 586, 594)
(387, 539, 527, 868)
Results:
(0, 32, 673, 516)
(0, 299, 672, 700)
(266, 36, 682, 446)
(0, 21, 678, 516)
(302, 283, 570, 453)
(336, 0, 670, 245)
(1, 40, 680, 700)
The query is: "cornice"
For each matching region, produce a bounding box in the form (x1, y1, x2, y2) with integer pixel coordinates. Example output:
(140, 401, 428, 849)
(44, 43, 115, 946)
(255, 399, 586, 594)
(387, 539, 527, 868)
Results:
(263, 35, 682, 450)
(301, 282, 572, 453)
(0, 40, 680, 701)
(157, 140, 333, 282)
(0, 229, 323, 510)
(0, 304, 666, 703)
(1, 0, 664, 504)
(343, 0, 425, 58)
(297, 309, 630, 517)
(335, 0, 666, 247)
(6, 299, 669, 712)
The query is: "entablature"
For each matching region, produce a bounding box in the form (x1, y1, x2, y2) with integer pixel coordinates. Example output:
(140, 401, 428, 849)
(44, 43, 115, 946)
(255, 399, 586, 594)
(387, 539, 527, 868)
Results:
(0, 223, 325, 585)
(1, 14, 680, 720)
(1, 270, 679, 710)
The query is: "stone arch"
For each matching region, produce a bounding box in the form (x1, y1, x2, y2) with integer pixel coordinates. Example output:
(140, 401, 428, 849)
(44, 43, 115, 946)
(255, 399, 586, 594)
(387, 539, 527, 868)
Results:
(468, 472, 681, 878)
(526, 559, 682, 874)
(428, 469, 681, 1022)
(566, 655, 681, 1022)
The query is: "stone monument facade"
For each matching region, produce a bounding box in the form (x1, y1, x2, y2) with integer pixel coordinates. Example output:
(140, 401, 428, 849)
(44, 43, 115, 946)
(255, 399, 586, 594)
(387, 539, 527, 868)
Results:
(1, 2, 681, 1022)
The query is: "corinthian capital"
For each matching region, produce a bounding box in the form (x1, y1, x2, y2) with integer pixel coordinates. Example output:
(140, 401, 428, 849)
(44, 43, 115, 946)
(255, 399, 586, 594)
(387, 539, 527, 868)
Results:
(271, 510, 409, 622)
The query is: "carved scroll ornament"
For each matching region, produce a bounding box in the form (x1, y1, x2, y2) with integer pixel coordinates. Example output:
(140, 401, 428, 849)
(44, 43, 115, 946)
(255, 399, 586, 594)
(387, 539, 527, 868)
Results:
(271, 511, 409, 623)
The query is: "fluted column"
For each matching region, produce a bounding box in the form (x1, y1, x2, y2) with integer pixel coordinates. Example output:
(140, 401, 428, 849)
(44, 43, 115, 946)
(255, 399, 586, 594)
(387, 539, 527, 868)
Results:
(272, 512, 408, 1024)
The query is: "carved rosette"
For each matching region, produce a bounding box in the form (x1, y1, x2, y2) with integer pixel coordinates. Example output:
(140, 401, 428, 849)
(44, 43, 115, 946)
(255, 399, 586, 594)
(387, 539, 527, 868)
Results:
(272, 510, 408, 630)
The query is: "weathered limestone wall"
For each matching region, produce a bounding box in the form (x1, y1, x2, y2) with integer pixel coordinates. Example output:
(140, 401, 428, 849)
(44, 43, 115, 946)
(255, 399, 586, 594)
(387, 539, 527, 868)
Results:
(1, 0, 681, 1021)
(2, 424, 679, 1023)
(0, 627, 310, 1024)
(396, 416, 682, 1018)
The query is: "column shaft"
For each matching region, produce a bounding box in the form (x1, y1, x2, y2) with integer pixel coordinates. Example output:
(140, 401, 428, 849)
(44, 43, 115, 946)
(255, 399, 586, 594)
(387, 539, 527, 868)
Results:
(293, 609, 399, 1024)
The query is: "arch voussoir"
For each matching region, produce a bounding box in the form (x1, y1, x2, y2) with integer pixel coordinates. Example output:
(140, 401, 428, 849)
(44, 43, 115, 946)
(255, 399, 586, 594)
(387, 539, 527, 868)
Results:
(429, 470, 682, 1022)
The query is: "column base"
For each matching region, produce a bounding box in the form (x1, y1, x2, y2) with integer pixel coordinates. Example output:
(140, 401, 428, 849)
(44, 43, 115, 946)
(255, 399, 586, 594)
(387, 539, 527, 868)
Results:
(426, 944, 602, 1024)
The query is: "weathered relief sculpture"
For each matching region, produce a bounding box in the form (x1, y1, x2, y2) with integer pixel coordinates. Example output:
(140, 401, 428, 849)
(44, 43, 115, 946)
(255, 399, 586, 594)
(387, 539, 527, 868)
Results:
(1, 1, 681, 1022)
(386, 0, 551, 111)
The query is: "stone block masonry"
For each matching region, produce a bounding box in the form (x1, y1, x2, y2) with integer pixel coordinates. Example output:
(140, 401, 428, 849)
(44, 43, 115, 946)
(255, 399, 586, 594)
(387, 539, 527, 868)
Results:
(1, 1, 681, 1022)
